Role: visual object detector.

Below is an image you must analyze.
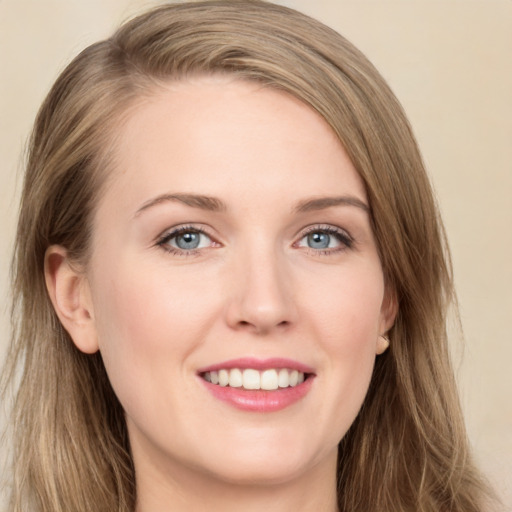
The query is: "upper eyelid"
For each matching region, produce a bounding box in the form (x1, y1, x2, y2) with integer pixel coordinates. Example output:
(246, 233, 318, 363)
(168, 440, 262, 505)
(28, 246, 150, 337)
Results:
(154, 224, 218, 249)
(296, 223, 352, 239)
(158, 224, 216, 239)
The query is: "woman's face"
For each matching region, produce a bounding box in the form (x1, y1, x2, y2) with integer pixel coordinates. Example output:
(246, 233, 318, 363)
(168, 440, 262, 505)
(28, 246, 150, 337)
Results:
(80, 77, 394, 488)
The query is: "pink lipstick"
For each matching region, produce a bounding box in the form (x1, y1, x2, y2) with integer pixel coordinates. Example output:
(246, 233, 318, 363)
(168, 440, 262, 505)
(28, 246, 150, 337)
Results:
(197, 357, 315, 412)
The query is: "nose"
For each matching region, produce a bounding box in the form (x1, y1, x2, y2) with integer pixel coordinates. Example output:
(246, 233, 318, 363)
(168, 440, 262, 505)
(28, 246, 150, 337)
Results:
(224, 243, 297, 335)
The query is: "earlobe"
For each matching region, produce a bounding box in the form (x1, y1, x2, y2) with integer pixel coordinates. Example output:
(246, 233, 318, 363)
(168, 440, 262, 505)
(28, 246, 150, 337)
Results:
(376, 334, 390, 355)
(44, 245, 99, 354)
(377, 287, 398, 355)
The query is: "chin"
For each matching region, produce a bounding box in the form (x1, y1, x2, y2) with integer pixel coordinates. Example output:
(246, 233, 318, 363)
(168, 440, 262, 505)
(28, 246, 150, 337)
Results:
(192, 436, 335, 488)
(201, 457, 314, 487)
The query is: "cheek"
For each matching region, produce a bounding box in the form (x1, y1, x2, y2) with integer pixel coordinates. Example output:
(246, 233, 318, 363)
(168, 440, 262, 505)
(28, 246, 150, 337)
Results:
(88, 257, 221, 407)
(93, 255, 217, 342)
(309, 261, 385, 347)
(306, 264, 384, 435)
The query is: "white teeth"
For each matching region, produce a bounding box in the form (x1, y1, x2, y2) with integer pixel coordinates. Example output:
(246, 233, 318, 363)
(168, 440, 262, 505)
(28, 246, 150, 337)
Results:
(218, 369, 229, 387)
(278, 368, 289, 388)
(229, 368, 243, 388)
(243, 369, 260, 390)
(261, 369, 279, 390)
(202, 368, 307, 390)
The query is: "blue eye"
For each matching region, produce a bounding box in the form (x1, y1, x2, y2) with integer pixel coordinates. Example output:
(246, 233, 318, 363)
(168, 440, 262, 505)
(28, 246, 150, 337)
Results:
(173, 231, 203, 250)
(158, 228, 213, 253)
(306, 232, 333, 249)
(296, 226, 352, 252)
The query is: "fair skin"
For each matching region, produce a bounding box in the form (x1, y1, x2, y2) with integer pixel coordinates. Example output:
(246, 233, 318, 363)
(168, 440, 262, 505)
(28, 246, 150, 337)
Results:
(46, 77, 395, 512)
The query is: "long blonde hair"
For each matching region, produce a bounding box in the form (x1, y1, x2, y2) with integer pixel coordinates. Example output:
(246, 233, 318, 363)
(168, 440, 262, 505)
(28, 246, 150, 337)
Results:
(2, 1, 493, 511)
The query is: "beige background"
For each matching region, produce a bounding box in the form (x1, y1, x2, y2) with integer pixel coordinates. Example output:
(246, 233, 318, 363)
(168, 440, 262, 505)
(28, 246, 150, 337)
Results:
(1, 0, 511, 509)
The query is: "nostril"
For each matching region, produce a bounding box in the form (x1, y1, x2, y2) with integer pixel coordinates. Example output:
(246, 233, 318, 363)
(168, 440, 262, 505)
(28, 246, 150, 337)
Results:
(236, 319, 291, 333)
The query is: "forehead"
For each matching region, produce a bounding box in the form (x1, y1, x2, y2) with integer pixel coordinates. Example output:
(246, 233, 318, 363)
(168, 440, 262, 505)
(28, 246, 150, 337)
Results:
(100, 76, 366, 214)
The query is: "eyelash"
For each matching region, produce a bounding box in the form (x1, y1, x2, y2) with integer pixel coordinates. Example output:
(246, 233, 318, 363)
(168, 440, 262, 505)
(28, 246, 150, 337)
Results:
(156, 225, 217, 257)
(155, 224, 354, 257)
(295, 224, 354, 255)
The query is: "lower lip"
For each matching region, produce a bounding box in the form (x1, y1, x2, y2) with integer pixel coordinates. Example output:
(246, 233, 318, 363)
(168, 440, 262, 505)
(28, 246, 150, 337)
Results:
(199, 377, 314, 412)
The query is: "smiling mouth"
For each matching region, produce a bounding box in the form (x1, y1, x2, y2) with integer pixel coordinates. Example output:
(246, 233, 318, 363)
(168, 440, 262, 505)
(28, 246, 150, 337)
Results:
(201, 368, 308, 391)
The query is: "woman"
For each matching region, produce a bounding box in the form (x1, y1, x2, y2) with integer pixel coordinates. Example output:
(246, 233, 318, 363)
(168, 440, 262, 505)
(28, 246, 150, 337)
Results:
(1, 1, 494, 511)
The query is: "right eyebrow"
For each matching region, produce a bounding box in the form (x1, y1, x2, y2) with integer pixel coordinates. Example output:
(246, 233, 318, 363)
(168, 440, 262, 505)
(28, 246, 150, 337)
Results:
(134, 193, 227, 218)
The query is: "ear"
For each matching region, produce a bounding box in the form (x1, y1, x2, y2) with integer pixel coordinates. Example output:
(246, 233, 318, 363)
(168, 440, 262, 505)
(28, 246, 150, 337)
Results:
(44, 245, 99, 354)
(376, 286, 398, 355)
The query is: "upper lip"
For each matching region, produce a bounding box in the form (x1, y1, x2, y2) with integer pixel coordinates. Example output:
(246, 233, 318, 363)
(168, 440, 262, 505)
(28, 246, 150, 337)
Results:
(197, 357, 315, 374)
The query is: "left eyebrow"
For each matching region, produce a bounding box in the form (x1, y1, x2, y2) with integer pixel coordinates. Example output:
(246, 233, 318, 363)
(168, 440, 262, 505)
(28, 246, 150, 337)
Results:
(294, 195, 370, 213)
